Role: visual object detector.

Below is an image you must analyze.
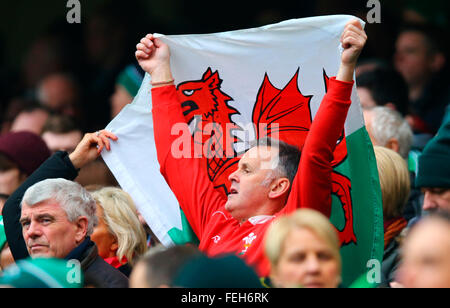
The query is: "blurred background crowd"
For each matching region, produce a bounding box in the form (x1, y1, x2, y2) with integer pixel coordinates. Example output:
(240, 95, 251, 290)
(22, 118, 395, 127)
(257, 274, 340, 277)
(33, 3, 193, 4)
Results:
(0, 0, 448, 134)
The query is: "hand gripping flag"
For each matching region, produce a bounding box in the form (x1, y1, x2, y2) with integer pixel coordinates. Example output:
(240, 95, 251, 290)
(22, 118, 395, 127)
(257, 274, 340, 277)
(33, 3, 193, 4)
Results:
(102, 15, 384, 287)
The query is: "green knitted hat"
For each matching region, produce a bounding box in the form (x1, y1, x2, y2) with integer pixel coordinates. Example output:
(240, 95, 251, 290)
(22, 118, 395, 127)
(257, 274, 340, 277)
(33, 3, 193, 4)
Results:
(172, 254, 262, 288)
(0, 216, 6, 252)
(116, 64, 144, 97)
(0, 257, 83, 288)
(416, 112, 450, 188)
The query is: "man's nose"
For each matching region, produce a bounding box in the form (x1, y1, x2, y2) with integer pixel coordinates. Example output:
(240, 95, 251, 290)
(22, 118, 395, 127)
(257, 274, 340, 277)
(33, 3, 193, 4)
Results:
(422, 191, 438, 211)
(25, 221, 42, 239)
(228, 169, 239, 183)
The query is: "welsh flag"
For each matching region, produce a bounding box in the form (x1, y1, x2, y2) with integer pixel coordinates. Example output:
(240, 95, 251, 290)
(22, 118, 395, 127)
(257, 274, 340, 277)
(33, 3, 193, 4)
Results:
(102, 15, 383, 287)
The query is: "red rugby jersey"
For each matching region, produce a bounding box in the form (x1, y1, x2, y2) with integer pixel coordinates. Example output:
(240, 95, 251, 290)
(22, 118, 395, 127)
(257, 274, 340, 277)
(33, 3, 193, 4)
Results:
(151, 77, 353, 277)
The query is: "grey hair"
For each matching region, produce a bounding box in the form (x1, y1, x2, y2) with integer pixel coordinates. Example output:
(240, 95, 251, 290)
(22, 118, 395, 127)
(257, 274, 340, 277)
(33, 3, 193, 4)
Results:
(249, 137, 301, 184)
(21, 178, 98, 235)
(367, 106, 413, 159)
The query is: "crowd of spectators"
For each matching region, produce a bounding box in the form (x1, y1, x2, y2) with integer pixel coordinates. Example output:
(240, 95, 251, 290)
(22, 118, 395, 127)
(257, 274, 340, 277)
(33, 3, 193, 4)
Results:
(0, 1, 449, 289)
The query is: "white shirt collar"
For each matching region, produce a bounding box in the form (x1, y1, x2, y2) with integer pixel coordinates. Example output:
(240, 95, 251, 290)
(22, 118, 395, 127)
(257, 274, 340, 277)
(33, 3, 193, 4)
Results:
(248, 215, 275, 225)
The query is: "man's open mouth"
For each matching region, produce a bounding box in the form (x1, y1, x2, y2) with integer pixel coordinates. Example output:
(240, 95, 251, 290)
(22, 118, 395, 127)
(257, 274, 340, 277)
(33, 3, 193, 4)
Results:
(229, 188, 238, 195)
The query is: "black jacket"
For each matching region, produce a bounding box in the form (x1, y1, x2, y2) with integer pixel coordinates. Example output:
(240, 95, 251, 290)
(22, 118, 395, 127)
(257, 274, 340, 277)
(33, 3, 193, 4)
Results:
(67, 237, 129, 288)
(380, 237, 401, 287)
(1, 151, 128, 288)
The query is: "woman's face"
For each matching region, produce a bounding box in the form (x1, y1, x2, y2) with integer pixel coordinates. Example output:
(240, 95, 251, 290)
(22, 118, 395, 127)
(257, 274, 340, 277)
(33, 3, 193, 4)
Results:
(271, 227, 340, 288)
(90, 204, 118, 259)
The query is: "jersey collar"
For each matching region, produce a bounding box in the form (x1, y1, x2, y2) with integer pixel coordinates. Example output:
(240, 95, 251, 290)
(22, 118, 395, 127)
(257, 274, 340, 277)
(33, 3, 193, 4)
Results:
(248, 215, 275, 225)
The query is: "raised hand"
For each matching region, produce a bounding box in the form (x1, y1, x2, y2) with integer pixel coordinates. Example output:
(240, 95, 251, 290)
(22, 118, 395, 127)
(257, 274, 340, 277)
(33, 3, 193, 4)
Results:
(69, 130, 118, 169)
(337, 19, 367, 82)
(340, 20, 367, 65)
(135, 34, 173, 85)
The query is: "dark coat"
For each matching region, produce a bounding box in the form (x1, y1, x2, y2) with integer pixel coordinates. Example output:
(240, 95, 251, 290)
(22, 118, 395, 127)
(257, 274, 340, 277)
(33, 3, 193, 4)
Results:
(67, 237, 129, 288)
(380, 237, 401, 287)
(1, 151, 128, 288)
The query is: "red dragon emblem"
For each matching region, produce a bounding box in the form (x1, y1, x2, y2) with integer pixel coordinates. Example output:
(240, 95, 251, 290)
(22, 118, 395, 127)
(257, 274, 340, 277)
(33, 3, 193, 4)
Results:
(176, 67, 356, 245)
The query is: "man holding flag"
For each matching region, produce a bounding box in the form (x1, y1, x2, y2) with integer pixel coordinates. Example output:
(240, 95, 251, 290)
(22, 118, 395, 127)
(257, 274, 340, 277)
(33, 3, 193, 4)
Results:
(134, 19, 368, 279)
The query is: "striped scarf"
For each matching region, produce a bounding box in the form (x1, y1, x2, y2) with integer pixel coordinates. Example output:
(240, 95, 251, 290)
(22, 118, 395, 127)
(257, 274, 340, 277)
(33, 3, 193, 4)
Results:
(384, 217, 408, 249)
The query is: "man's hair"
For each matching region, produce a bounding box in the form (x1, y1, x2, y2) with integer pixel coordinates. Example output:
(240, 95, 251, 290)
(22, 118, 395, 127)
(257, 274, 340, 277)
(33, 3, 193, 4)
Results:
(137, 245, 203, 287)
(398, 23, 448, 56)
(366, 106, 413, 159)
(250, 137, 301, 184)
(374, 146, 411, 220)
(42, 114, 81, 135)
(0, 153, 17, 172)
(409, 210, 450, 236)
(21, 178, 98, 235)
(90, 187, 148, 265)
(356, 68, 409, 116)
(3, 99, 51, 124)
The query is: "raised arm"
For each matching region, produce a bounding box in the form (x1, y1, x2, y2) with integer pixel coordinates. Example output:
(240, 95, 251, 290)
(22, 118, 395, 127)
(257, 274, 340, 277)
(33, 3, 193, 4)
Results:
(2, 131, 117, 261)
(336, 20, 367, 82)
(285, 19, 367, 217)
(135, 34, 174, 87)
(136, 35, 226, 238)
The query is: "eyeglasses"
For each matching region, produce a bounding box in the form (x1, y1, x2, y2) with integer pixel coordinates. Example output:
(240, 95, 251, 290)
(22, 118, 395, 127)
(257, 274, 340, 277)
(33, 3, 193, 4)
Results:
(0, 193, 10, 200)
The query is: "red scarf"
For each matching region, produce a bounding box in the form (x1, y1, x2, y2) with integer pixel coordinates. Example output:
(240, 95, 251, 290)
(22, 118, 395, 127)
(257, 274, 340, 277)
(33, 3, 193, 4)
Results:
(383, 217, 407, 249)
(104, 256, 128, 269)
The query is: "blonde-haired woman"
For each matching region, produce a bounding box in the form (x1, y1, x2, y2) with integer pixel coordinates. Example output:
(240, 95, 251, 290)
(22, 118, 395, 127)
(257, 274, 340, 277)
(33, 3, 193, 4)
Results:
(90, 187, 148, 277)
(374, 146, 411, 222)
(373, 146, 410, 286)
(264, 209, 341, 288)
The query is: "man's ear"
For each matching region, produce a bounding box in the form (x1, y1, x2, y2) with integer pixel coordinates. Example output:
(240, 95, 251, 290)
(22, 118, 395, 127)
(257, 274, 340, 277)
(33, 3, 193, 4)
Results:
(430, 52, 446, 73)
(268, 177, 291, 199)
(74, 216, 89, 243)
(385, 138, 400, 154)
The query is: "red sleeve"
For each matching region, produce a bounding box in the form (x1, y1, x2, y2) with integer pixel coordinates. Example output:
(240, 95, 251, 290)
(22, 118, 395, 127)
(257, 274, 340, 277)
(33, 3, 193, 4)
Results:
(151, 85, 226, 239)
(283, 77, 354, 217)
